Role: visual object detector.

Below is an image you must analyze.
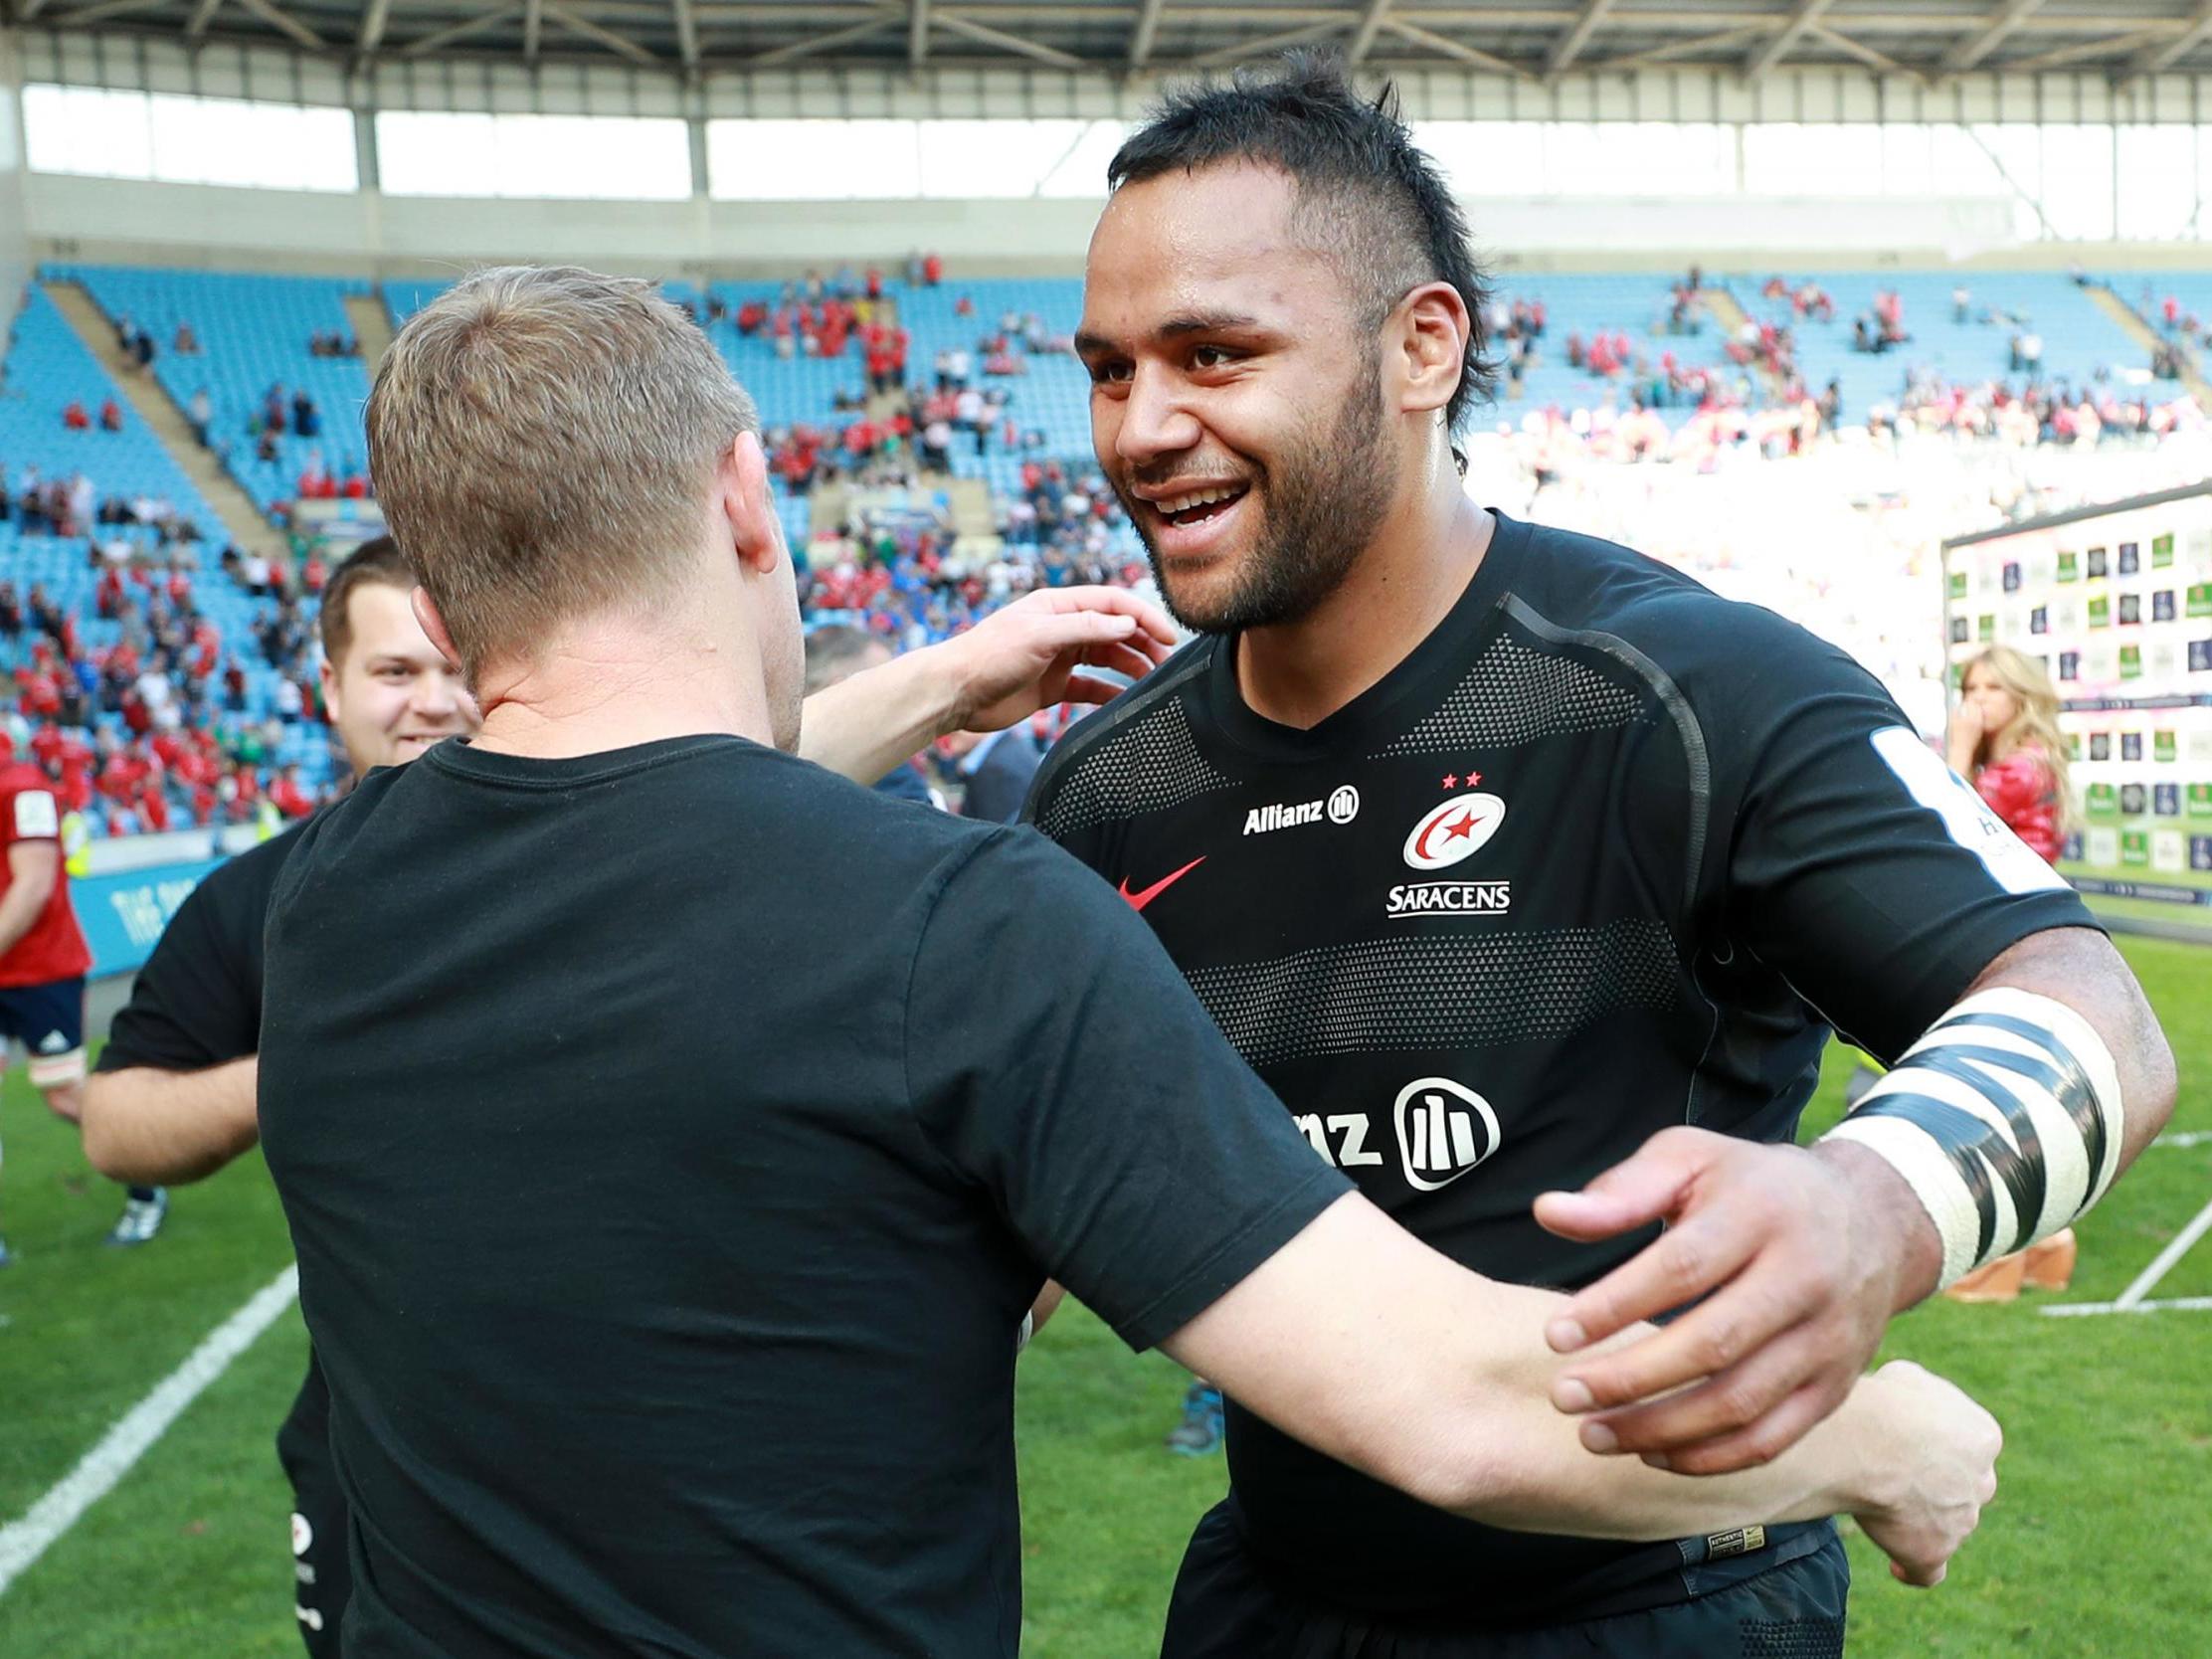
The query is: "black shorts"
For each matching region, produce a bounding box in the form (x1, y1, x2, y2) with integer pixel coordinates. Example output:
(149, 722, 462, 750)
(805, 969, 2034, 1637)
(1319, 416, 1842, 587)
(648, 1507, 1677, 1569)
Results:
(1160, 1501, 1849, 1659)
(276, 1372, 351, 1658)
(0, 976, 85, 1069)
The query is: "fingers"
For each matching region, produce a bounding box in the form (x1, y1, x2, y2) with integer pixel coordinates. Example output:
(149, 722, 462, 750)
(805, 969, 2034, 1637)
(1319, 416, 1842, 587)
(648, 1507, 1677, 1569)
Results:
(1058, 674, 1128, 707)
(1083, 643, 1159, 682)
(1570, 1322, 1825, 1458)
(1034, 585, 1178, 648)
(1547, 1207, 1766, 1363)
(1629, 1374, 1847, 1477)
(1533, 1126, 1724, 1249)
(1893, 1558, 1947, 1589)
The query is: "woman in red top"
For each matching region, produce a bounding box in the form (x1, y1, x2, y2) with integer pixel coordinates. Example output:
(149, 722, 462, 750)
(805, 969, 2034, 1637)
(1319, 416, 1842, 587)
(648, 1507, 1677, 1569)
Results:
(1941, 643, 2079, 1300)
(1947, 643, 2071, 864)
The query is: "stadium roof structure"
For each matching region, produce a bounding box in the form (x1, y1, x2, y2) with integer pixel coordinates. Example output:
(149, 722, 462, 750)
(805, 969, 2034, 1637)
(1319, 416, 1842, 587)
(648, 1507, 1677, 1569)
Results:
(14, 1, 2212, 87)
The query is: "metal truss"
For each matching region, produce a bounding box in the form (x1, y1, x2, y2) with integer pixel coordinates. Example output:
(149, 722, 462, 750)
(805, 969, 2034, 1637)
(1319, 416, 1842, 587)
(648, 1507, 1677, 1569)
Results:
(15, 1, 2212, 89)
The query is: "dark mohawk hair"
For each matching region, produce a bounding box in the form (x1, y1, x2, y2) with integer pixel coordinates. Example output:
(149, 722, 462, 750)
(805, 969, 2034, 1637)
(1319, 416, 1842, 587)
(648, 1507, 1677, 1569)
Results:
(1109, 49, 1498, 452)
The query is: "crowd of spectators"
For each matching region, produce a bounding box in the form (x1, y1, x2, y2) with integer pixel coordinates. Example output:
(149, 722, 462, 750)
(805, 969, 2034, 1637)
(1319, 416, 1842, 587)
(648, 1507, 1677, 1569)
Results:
(1, 542, 327, 837)
(799, 455, 1144, 652)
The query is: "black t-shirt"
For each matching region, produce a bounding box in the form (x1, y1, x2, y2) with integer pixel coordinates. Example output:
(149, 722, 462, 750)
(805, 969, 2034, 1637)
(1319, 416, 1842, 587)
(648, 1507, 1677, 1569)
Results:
(96, 822, 304, 1075)
(1025, 510, 2097, 1623)
(257, 734, 1349, 1659)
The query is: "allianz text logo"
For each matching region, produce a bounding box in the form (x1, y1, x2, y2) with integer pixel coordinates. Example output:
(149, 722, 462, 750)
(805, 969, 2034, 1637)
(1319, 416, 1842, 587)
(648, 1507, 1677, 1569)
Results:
(1243, 785, 1360, 836)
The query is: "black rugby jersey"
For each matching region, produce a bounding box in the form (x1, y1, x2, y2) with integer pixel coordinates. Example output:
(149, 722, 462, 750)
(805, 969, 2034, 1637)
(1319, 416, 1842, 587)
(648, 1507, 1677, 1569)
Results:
(1025, 509, 2096, 1623)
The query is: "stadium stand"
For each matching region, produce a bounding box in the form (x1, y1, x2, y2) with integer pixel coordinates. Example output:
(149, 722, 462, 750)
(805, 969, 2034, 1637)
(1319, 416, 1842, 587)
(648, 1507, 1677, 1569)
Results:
(0, 281, 339, 834)
(52, 266, 376, 521)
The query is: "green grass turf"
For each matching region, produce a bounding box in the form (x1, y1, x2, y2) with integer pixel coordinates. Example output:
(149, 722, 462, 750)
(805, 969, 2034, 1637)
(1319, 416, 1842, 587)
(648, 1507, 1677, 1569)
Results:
(1, 937, 2207, 1656)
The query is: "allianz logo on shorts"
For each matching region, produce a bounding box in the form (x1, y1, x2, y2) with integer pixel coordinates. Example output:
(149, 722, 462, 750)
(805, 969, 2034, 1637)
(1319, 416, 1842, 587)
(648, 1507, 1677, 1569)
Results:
(1393, 1078, 1501, 1192)
(1242, 785, 1360, 835)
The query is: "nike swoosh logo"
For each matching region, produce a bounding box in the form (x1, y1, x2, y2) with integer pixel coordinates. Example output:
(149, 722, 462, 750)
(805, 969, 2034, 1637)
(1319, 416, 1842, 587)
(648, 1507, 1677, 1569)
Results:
(1118, 856, 1205, 914)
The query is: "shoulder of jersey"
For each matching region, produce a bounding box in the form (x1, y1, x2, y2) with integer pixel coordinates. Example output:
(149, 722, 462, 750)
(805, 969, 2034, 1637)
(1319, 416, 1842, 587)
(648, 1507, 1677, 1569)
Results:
(1023, 636, 1216, 822)
(1512, 520, 1828, 682)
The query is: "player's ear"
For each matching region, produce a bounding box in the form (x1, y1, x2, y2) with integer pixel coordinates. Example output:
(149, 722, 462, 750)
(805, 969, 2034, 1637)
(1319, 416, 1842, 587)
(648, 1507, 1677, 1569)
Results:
(410, 587, 463, 675)
(318, 655, 341, 726)
(719, 432, 782, 577)
(1392, 280, 1469, 419)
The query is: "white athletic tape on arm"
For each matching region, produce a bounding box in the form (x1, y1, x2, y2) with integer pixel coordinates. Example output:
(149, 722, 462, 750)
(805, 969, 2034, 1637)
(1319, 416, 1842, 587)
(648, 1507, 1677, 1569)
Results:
(1015, 1311, 1034, 1355)
(1821, 988, 2124, 1289)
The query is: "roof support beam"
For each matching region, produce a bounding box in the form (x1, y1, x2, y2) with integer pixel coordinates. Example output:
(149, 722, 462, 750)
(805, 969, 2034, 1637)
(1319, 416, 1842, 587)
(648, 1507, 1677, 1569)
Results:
(522, 0, 542, 61)
(1382, 17, 1525, 78)
(1941, 0, 2045, 74)
(1546, 0, 1612, 77)
(672, 0, 698, 66)
(231, 0, 325, 49)
(1345, 0, 1391, 65)
(1129, 0, 1168, 66)
(1745, 0, 1834, 80)
(357, 0, 392, 54)
(18, 0, 54, 19)
(1807, 24, 1912, 79)
(1577, 23, 1763, 75)
(400, 4, 520, 55)
(545, 0, 659, 63)
(908, 0, 928, 64)
(2008, 27, 2163, 74)
(934, 10, 1086, 69)
(745, 7, 898, 66)
(2135, 0, 2212, 75)
(51, 0, 163, 26)
(1186, 18, 1342, 70)
(185, 0, 225, 34)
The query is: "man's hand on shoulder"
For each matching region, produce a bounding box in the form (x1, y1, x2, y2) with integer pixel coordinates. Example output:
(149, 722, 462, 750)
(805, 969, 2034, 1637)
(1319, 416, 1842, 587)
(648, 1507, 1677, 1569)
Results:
(933, 588, 1177, 734)
(1530, 1126, 1943, 1475)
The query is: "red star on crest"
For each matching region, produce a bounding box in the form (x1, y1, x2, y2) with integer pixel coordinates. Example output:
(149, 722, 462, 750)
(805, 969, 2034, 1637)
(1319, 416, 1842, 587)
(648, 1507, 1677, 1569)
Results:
(1441, 773, 1458, 789)
(1443, 811, 1483, 841)
(1464, 770, 1483, 787)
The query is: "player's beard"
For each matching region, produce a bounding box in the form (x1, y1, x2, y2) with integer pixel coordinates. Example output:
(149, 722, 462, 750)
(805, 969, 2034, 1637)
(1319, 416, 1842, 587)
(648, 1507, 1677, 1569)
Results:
(1132, 346, 1396, 637)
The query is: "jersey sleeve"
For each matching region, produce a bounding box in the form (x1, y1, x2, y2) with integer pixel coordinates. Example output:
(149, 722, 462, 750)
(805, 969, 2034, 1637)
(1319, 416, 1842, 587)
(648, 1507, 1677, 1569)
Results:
(95, 862, 262, 1072)
(2, 781, 61, 846)
(903, 829, 1350, 1352)
(1703, 616, 2098, 1064)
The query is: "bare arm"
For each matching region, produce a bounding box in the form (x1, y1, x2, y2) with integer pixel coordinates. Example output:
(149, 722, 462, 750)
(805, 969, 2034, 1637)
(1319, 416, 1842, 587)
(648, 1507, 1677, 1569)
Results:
(82, 1056, 260, 1186)
(0, 841, 58, 958)
(797, 588, 1175, 785)
(1532, 923, 2174, 1473)
(1165, 1194, 1997, 1579)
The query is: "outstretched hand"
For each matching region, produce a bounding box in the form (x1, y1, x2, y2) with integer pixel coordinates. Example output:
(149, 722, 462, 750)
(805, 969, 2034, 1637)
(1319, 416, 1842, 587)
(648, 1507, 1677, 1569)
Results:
(938, 587, 1179, 733)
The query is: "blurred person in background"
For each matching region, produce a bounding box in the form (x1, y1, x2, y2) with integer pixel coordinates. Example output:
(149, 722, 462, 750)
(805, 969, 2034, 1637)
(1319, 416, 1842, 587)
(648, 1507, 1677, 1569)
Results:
(1948, 644, 2071, 866)
(1936, 644, 2080, 1301)
(0, 740, 128, 1261)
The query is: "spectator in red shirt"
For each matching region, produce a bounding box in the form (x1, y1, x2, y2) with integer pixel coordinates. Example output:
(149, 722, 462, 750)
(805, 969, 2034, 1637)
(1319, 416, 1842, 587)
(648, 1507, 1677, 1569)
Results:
(63, 402, 92, 432)
(922, 252, 943, 285)
(99, 400, 124, 433)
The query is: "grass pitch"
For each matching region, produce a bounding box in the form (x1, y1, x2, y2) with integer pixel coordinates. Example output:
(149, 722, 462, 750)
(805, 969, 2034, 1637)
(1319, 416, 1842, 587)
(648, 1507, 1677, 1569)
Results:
(1, 936, 2206, 1656)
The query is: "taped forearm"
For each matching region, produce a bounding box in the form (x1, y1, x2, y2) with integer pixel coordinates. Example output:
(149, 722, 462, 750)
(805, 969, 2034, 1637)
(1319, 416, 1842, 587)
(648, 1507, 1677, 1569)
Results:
(1821, 988, 2124, 1288)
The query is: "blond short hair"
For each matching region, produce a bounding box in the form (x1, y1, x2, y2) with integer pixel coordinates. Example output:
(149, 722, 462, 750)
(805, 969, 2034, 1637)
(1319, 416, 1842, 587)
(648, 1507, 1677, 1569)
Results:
(365, 266, 758, 684)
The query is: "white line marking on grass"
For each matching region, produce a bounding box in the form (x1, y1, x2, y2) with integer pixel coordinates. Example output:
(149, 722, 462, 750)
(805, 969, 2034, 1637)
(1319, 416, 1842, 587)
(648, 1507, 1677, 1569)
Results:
(2114, 1195, 2212, 1311)
(2154, 1131, 2212, 1149)
(2042, 1297, 2212, 1318)
(0, 1263, 296, 1595)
